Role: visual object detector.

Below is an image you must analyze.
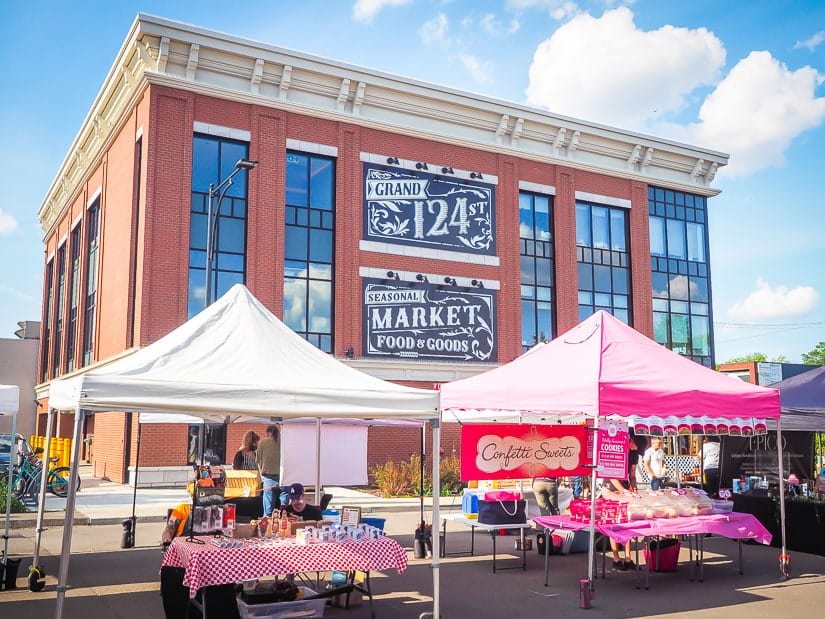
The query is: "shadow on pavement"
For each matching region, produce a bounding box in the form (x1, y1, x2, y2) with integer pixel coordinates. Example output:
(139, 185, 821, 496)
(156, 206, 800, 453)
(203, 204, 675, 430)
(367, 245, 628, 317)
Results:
(1, 532, 823, 618)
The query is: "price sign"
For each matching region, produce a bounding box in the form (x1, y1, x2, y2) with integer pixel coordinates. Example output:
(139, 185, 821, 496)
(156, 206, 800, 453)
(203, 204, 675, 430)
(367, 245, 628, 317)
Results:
(718, 489, 732, 499)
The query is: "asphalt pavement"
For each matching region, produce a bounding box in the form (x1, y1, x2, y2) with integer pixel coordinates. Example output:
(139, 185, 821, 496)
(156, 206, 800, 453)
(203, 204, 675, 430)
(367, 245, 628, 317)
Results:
(2, 466, 825, 618)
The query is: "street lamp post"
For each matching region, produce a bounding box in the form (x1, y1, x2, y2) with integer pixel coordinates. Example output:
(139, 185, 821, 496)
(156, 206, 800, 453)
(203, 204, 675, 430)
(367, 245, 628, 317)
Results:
(204, 158, 258, 308)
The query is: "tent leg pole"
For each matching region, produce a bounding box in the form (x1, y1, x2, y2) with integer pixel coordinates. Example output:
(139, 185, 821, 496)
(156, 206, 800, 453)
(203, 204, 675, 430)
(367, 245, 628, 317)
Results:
(32, 409, 56, 578)
(587, 418, 599, 587)
(426, 418, 440, 619)
(54, 409, 85, 619)
(776, 421, 789, 579)
(2, 408, 17, 565)
(314, 419, 321, 506)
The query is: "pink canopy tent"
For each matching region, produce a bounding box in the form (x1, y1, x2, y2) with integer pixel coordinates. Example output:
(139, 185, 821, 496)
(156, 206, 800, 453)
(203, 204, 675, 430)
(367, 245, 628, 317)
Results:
(440, 310, 780, 427)
(439, 311, 788, 586)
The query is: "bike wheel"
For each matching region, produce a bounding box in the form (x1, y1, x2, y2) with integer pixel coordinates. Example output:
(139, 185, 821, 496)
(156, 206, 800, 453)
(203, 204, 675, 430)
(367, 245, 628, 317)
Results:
(48, 467, 79, 497)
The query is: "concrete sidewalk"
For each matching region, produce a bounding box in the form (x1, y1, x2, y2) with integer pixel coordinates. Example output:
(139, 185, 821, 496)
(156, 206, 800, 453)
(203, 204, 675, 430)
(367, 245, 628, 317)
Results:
(6, 463, 456, 528)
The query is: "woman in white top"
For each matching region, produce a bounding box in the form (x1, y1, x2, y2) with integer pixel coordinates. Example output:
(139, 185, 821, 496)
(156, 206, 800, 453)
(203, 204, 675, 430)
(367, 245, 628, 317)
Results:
(643, 437, 667, 490)
(701, 437, 721, 497)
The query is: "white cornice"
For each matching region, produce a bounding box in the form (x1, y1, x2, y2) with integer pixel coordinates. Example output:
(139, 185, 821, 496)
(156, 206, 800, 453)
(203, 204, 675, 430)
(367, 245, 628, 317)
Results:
(38, 13, 728, 233)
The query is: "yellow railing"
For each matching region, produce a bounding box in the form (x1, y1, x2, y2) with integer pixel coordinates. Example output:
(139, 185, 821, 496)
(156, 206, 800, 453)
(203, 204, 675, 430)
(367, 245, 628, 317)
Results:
(29, 435, 73, 469)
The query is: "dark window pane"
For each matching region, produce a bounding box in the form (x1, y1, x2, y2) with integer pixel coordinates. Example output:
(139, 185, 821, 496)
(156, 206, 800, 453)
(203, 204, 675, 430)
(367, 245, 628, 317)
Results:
(309, 228, 333, 262)
(310, 158, 334, 210)
(691, 277, 708, 302)
(521, 301, 536, 348)
(286, 153, 309, 207)
(576, 203, 591, 246)
(190, 213, 207, 250)
(578, 262, 592, 290)
(217, 217, 245, 252)
(535, 195, 551, 241)
(593, 265, 612, 292)
(192, 137, 219, 191)
(521, 256, 535, 285)
(519, 193, 534, 239)
(667, 219, 685, 258)
(610, 209, 626, 251)
(612, 268, 628, 294)
(652, 272, 669, 298)
(649, 216, 665, 256)
(535, 257, 552, 286)
(285, 226, 308, 261)
(592, 206, 609, 249)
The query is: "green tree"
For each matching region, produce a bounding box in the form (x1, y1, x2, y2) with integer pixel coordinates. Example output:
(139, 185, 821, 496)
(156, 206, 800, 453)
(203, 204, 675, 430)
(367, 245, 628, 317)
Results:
(723, 352, 767, 364)
(802, 341, 825, 366)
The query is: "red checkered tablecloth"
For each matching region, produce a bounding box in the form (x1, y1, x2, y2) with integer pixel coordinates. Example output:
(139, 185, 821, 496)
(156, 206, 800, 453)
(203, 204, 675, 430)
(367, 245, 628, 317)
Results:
(161, 536, 408, 597)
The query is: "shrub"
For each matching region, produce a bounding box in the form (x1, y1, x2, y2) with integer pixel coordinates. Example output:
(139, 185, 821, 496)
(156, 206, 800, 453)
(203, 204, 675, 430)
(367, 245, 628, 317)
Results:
(371, 452, 463, 498)
(0, 479, 28, 513)
(370, 459, 416, 497)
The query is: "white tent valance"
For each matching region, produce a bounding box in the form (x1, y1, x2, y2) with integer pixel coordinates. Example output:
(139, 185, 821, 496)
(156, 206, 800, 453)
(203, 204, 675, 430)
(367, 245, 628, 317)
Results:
(0, 384, 19, 413)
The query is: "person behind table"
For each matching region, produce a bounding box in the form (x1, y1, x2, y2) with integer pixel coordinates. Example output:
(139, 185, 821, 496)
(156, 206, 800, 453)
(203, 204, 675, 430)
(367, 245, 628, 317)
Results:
(604, 477, 635, 570)
(257, 424, 282, 517)
(701, 436, 721, 497)
(531, 475, 559, 517)
(626, 430, 641, 492)
(643, 436, 667, 490)
(161, 502, 192, 545)
(233, 430, 260, 470)
(284, 483, 323, 521)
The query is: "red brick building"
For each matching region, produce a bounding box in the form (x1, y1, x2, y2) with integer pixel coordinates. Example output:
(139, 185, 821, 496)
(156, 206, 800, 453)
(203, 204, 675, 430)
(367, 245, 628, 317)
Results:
(34, 15, 727, 485)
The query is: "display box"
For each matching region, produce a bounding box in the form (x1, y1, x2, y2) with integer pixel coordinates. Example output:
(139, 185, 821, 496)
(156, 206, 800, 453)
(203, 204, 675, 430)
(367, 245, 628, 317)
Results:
(236, 586, 324, 619)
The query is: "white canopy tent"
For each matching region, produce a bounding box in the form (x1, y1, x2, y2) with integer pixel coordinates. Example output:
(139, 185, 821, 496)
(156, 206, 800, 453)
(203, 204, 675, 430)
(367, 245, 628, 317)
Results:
(45, 284, 440, 619)
(1, 384, 20, 572)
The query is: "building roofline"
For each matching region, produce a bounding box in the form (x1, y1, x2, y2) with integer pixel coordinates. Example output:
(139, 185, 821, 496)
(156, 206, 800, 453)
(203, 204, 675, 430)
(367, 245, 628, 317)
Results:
(38, 12, 728, 233)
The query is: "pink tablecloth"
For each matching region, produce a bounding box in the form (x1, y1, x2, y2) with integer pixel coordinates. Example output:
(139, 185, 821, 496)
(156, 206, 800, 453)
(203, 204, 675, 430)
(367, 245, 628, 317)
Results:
(533, 512, 772, 546)
(161, 536, 408, 597)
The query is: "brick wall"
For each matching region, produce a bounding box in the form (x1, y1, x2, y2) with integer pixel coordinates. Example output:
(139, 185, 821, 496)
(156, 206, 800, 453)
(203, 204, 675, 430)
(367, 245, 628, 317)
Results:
(38, 83, 666, 480)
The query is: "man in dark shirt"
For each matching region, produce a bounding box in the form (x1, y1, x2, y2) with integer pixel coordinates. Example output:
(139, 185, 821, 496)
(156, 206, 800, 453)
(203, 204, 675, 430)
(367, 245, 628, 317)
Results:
(284, 483, 323, 521)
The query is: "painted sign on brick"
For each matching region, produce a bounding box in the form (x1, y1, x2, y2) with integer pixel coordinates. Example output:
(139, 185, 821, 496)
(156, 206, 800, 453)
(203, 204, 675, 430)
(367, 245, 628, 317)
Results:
(363, 163, 495, 255)
(362, 278, 496, 362)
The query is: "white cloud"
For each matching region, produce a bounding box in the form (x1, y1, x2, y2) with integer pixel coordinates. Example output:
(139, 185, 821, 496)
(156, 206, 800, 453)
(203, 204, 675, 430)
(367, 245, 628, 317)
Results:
(794, 30, 825, 52)
(727, 277, 819, 321)
(352, 0, 412, 24)
(525, 7, 725, 130)
(685, 51, 825, 176)
(0, 209, 18, 235)
(459, 53, 494, 84)
(420, 13, 449, 44)
(479, 13, 521, 37)
(507, 0, 580, 21)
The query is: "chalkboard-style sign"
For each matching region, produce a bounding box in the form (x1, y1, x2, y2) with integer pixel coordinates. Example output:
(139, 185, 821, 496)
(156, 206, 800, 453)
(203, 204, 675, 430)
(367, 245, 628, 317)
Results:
(363, 163, 495, 256)
(362, 278, 497, 363)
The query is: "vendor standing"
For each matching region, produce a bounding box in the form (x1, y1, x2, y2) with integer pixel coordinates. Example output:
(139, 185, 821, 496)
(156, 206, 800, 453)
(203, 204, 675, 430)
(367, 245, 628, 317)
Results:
(701, 436, 721, 497)
(257, 424, 282, 517)
(643, 437, 667, 490)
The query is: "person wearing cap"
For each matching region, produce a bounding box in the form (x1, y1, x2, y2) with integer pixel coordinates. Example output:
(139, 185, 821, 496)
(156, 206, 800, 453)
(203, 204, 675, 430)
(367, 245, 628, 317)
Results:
(284, 483, 323, 521)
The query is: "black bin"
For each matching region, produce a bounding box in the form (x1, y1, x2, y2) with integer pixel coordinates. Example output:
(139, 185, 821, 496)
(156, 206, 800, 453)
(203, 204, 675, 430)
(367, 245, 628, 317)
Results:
(1, 557, 21, 590)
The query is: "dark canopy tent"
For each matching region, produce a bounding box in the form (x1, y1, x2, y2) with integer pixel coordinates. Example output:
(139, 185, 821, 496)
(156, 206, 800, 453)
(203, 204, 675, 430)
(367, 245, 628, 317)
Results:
(770, 365, 825, 431)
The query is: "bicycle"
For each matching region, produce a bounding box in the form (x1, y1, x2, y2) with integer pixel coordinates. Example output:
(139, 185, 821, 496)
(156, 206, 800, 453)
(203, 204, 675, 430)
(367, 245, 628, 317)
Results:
(8, 439, 80, 499)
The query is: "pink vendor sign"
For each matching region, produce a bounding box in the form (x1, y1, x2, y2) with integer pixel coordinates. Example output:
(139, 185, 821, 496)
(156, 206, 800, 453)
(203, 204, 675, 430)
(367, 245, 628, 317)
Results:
(595, 419, 629, 479)
(460, 424, 590, 481)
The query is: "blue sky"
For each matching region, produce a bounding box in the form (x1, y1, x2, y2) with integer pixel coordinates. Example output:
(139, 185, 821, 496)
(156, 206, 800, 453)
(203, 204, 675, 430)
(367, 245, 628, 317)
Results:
(1, 0, 823, 363)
